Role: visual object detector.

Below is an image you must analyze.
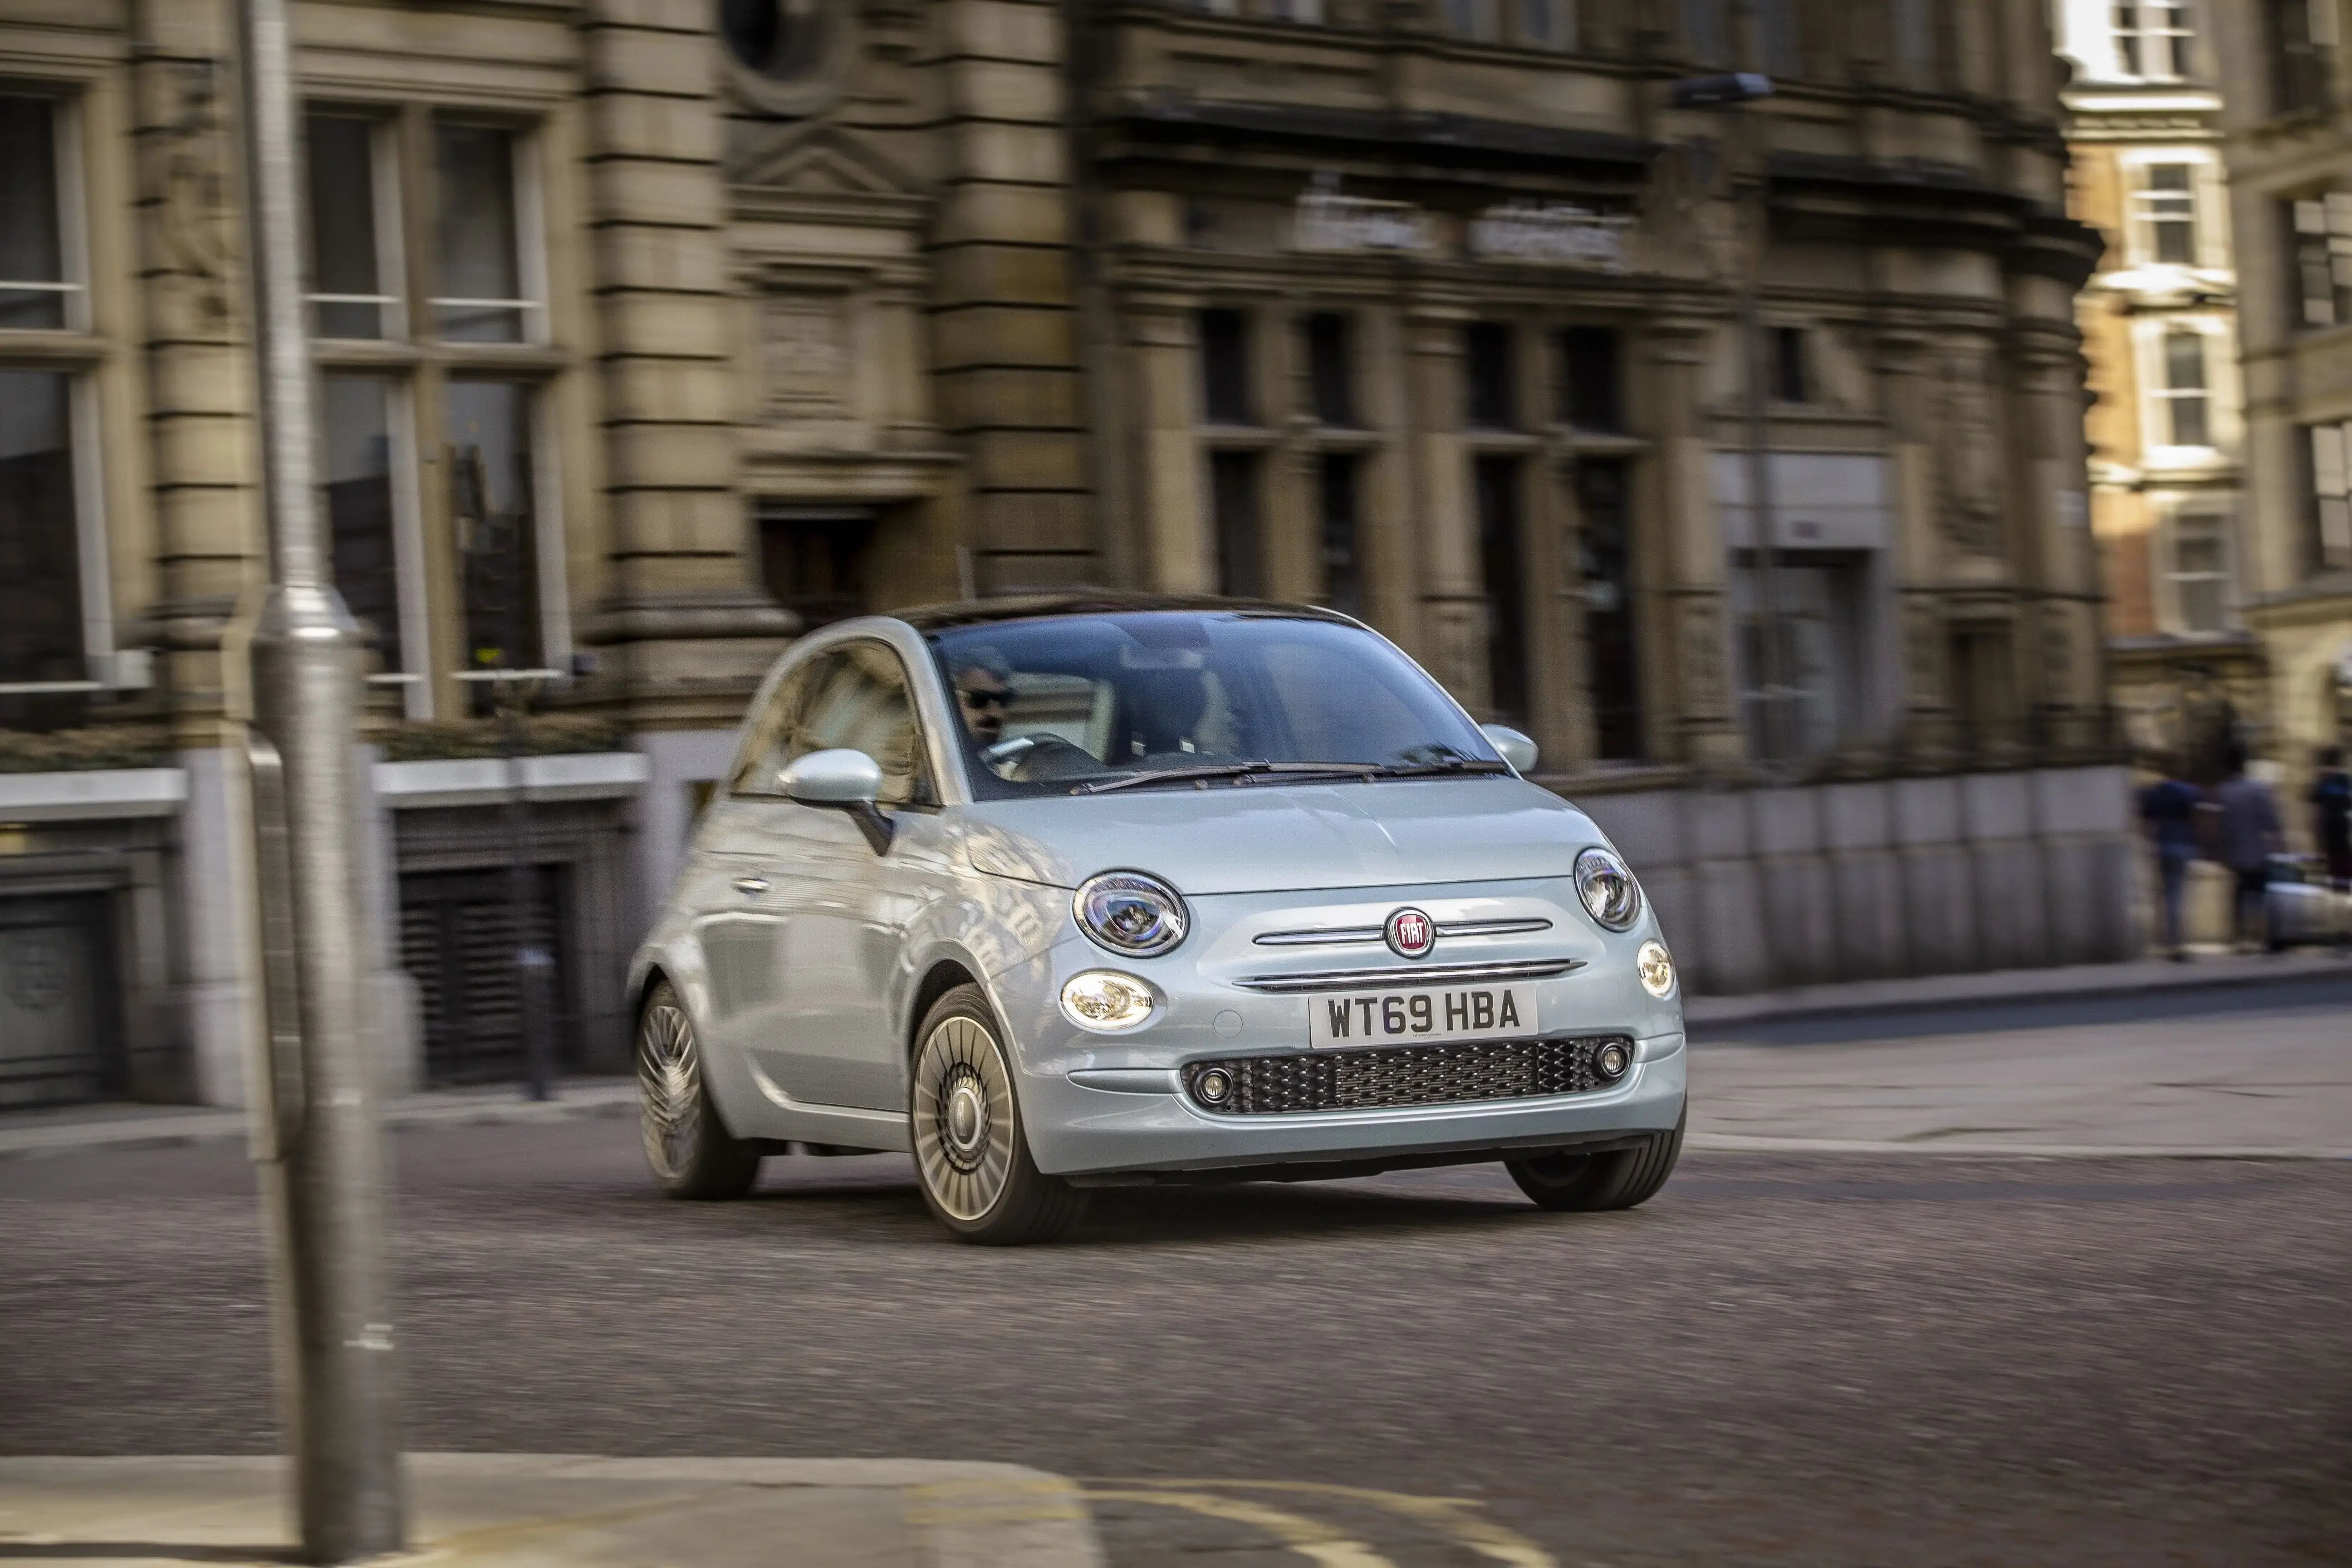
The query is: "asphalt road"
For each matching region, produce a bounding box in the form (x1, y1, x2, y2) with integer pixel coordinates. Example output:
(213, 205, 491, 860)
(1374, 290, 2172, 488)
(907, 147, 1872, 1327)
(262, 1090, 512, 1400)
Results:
(6, 1079, 2347, 1568)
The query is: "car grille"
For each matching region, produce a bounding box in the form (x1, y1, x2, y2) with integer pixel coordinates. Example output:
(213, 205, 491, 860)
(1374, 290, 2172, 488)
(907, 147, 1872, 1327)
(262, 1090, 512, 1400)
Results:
(1183, 1036, 1633, 1116)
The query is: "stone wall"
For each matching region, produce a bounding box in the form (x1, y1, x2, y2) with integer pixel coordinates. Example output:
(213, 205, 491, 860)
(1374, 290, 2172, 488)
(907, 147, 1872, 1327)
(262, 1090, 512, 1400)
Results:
(1577, 766, 2137, 995)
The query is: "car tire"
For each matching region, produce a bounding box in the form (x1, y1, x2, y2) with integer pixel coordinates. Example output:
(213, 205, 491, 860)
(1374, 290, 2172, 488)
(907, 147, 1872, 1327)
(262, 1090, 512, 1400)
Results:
(1504, 1107, 1684, 1213)
(637, 980, 762, 1200)
(909, 983, 1087, 1245)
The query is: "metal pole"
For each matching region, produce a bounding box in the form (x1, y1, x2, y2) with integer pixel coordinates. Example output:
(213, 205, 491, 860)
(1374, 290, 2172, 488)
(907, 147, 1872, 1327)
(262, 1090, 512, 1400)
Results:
(500, 676, 556, 1102)
(234, 0, 405, 1554)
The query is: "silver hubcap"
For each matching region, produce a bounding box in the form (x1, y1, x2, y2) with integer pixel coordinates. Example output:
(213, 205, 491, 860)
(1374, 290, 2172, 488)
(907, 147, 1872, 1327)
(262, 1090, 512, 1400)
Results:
(637, 998, 701, 1181)
(912, 1015, 1015, 1221)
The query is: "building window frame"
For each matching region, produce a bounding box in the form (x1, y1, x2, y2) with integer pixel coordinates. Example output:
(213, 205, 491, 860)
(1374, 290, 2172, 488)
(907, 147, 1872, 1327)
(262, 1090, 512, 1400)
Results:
(2111, 0, 2197, 82)
(427, 117, 549, 348)
(2135, 317, 2230, 461)
(2268, 0, 2338, 118)
(0, 90, 90, 335)
(2131, 162, 2200, 268)
(0, 88, 118, 705)
(2290, 190, 2352, 329)
(305, 102, 569, 720)
(2309, 419, 2352, 573)
(2161, 502, 2234, 635)
(303, 110, 407, 342)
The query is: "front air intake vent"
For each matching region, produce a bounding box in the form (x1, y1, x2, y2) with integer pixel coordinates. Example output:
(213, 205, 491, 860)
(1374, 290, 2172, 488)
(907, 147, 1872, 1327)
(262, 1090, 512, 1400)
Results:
(1183, 1035, 1634, 1116)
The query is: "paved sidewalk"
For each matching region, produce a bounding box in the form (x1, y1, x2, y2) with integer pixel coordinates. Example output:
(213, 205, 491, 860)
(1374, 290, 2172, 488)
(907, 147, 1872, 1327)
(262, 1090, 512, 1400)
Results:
(0, 1081, 638, 1161)
(0, 1455, 1103, 1567)
(1689, 970, 2352, 1159)
(1685, 946, 2351, 1030)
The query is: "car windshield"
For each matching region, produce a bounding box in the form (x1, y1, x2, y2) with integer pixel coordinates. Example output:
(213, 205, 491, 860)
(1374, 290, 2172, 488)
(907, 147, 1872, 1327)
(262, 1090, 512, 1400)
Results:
(928, 611, 1503, 798)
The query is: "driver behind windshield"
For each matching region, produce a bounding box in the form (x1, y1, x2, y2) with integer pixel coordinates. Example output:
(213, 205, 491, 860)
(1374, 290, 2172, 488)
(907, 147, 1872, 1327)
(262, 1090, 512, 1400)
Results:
(951, 646, 1013, 746)
(931, 612, 1501, 798)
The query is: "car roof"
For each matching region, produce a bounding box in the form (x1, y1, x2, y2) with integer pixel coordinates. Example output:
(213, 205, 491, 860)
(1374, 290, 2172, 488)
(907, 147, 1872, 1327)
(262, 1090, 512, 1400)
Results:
(892, 591, 1358, 634)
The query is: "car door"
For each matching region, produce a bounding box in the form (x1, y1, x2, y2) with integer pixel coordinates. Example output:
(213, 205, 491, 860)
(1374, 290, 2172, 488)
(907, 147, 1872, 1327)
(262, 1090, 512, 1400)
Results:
(734, 640, 943, 1111)
(695, 651, 840, 1110)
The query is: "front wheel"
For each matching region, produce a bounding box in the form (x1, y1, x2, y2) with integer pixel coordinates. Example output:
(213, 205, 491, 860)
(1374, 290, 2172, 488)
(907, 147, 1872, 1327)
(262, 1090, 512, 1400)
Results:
(638, 981, 762, 1200)
(909, 984, 1087, 1244)
(1505, 1109, 1684, 1213)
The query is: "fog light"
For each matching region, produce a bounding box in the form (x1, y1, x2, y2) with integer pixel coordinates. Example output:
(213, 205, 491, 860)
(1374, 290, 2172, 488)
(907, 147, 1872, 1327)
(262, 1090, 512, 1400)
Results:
(1195, 1067, 1234, 1107)
(1593, 1040, 1632, 1082)
(1059, 971, 1156, 1032)
(1637, 939, 1676, 999)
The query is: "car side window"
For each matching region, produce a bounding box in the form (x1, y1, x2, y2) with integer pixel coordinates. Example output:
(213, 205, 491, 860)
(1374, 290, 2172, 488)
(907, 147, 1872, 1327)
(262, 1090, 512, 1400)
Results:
(729, 643, 932, 806)
(729, 652, 838, 797)
(796, 642, 933, 807)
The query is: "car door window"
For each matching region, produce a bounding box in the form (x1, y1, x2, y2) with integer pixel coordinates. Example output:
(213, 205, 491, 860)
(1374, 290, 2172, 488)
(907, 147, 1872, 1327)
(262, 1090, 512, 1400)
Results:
(729, 651, 838, 797)
(729, 643, 931, 806)
(796, 642, 931, 806)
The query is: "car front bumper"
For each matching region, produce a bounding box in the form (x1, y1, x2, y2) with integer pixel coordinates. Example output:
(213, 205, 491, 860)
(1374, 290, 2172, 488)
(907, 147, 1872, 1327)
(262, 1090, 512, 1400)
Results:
(985, 881, 1688, 1178)
(1020, 1032, 1686, 1178)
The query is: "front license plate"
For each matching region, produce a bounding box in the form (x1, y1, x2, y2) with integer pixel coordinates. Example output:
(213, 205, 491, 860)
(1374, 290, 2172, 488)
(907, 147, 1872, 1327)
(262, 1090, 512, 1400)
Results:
(1308, 985, 1533, 1050)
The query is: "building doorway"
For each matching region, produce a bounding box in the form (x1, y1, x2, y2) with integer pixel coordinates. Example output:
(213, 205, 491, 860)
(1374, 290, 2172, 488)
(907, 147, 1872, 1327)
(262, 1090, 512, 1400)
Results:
(398, 865, 575, 1087)
(758, 506, 876, 632)
(0, 894, 120, 1107)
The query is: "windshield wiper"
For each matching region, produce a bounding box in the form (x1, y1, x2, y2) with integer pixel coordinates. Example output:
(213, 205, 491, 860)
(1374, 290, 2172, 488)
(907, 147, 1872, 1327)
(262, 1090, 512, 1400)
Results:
(1367, 759, 1513, 779)
(1071, 761, 1387, 795)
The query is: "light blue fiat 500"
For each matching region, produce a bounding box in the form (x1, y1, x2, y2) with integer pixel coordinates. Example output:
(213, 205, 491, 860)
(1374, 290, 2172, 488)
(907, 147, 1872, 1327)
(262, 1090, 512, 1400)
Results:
(629, 596, 1686, 1243)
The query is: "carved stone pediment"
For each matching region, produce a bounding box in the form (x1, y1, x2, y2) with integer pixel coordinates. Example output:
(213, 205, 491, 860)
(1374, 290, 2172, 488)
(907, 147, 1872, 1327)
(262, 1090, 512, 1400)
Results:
(730, 122, 921, 203)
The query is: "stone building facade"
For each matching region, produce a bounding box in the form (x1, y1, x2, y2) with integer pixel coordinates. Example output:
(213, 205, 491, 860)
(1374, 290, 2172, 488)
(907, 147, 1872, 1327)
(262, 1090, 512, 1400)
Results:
(2201, 0, 2352, 795)
(2053, 0, 2265, 776)
(0, 0, 2132, 1110)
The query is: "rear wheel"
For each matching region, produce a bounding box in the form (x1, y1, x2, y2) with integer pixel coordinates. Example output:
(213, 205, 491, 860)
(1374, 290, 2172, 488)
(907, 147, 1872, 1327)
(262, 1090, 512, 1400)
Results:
(1505, 1109, 1684, 1213)
(909, 984, 1086, 1244)
(638, 981, 761, 1200)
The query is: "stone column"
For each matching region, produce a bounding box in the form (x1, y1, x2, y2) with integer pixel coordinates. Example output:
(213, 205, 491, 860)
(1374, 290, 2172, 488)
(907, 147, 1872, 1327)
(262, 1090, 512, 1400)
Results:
(1522, 442, 1581, 768)
(1403, 303, 1485, 708)
(132, 0, 267, 1105)
(577, 0, 788, 728)
(1356, 303, 1424, 661)
(1873, 328, 1952, 752)
(934, 0, 1094, 592)
(131, 0, 259, 743)
(1632, 318, 1740, 764)
(1123, 296, 1208, 593)
(2009, 319, 2104, 750)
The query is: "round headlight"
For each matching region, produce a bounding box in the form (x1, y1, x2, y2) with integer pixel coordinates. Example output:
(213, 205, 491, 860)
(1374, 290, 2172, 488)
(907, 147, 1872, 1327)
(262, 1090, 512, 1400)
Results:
(1637, 939, 1676, 999)
(1074, 871, 1188, 957)
(1575, 846, 1642, 931)
(1060, 970, 1157, 1031)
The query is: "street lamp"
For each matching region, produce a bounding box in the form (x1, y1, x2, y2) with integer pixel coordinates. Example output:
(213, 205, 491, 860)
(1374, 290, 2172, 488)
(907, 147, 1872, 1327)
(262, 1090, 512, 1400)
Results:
(1666, 67, 1788, 764)
(234, 0, 404, 1555)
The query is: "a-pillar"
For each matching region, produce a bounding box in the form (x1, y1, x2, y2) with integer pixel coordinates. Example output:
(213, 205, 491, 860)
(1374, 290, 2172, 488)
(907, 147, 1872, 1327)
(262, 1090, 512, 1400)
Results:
(577, 0, 789, 728)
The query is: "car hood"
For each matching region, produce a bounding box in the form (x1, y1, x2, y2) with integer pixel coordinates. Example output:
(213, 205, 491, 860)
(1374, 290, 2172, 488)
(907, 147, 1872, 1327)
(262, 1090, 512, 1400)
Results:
(958, 777, 1610, 895)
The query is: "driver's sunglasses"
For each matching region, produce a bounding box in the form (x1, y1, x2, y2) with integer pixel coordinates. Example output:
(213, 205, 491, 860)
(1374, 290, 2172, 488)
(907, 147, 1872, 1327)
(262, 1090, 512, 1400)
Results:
(961, 687, 1010, 710)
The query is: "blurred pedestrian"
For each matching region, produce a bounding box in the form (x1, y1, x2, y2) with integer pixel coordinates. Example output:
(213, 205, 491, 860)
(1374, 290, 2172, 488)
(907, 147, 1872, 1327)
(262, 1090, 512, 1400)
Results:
(2312, 745, 2352, 951)
(2213, 746, 2283, 953)
(2139, 757, 2203, 960)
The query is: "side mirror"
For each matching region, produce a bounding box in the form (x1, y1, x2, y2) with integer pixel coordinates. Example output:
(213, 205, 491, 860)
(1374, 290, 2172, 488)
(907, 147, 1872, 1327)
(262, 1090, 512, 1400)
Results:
(778, 748, 894, 854)
(1482, 724, 1538, 774)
